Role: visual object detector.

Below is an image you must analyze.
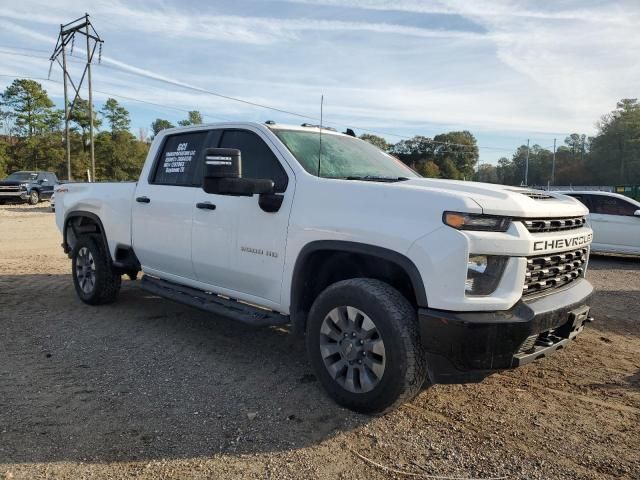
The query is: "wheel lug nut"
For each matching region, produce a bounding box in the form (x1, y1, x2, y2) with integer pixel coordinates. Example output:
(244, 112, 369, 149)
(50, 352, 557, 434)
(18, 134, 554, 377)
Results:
(359, 339, 364, 345)
(352, 332, 356, 337)
(358, 360, 362, 364)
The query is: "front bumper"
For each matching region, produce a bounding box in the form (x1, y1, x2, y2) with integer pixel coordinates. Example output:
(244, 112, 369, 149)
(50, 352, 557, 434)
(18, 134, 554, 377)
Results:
(0, 191, 28, 200)
(419, 278, 594, 384)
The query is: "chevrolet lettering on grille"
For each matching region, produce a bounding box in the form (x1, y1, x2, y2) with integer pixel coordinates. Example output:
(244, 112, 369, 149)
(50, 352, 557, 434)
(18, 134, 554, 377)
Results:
(533, 233, 593, 252)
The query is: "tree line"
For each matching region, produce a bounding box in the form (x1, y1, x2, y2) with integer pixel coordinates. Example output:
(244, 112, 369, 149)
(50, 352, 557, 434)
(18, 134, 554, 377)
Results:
(0, 79, 203, 180)
(359, 99, 640, 186)
(1, 79, 638, 187)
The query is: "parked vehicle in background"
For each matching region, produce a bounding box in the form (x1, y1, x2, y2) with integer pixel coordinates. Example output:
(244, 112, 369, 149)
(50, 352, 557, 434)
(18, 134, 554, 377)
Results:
(54, 122, 595, 414)
(50, 193, 56, 212)
(0, 171, 58, 205)
(560, 191, 640, 255)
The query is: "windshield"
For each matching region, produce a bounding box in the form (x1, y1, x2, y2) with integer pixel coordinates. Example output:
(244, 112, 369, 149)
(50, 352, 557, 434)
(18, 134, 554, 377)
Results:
(5, 172, 37, 181)
(273, 129, 418, 179)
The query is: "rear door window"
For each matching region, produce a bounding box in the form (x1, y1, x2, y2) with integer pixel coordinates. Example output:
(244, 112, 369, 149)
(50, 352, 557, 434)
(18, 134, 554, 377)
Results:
(152, 131, 208, 186)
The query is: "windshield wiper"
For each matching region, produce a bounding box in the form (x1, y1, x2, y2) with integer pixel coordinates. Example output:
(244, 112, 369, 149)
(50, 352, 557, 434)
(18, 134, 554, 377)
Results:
(344, 175, 410, 183)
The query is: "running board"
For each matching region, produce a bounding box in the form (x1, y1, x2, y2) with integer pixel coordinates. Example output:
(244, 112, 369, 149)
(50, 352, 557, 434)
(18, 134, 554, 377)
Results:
(140, 276, 290, 327)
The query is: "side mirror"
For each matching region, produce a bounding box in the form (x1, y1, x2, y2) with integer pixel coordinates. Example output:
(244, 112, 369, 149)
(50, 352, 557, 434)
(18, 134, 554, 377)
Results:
(634, 209, 640, 217)
(202, 148, 274, 196)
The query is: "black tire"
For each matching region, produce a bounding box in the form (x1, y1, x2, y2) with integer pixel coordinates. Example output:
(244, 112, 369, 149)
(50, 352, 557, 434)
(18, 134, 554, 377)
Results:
(306, 278, 427, 415)
(28, 190, 40, 205)
(71, 236, 121, 305)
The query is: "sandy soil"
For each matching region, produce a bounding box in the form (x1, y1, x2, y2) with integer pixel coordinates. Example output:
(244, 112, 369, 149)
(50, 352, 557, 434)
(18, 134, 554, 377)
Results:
(0, 203, 638, 479)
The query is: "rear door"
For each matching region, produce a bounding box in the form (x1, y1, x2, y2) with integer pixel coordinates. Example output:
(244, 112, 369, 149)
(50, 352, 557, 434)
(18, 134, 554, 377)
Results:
(191, 127, 294, 307)
(132, 131, 208, 280)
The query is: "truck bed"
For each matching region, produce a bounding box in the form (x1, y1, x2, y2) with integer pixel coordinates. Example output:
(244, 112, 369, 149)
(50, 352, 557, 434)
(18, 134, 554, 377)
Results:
(55, 182, 137, 258)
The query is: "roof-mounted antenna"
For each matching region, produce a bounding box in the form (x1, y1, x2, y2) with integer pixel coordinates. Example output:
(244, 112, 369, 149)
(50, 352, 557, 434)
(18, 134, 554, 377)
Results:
(317, 94, 324, 177)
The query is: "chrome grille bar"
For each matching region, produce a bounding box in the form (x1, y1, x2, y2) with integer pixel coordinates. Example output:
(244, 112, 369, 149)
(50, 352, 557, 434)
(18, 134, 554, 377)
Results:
(523, 247, 588, 296)
(522, 216, 586, 233)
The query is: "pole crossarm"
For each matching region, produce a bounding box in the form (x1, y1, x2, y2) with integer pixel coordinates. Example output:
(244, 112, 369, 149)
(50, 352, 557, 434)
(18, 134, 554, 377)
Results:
(49, 13, 103, 182)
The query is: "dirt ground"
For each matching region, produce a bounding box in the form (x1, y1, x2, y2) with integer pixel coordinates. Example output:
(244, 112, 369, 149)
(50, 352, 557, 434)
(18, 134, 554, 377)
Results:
(1, 203, 638, 480)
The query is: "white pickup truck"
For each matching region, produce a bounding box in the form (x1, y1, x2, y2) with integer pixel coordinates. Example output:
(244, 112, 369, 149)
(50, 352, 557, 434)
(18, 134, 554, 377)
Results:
(55, 122, 594, 414)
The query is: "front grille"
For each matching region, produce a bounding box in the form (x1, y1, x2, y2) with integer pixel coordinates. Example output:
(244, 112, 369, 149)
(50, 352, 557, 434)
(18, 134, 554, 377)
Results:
(522, 216, 586, 233)
(523, 247, 588, 296)
(0, 186, 20, 192)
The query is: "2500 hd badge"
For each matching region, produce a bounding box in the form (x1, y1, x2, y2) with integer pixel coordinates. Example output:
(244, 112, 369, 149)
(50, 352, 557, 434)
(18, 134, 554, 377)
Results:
(533, 233, 593, 252)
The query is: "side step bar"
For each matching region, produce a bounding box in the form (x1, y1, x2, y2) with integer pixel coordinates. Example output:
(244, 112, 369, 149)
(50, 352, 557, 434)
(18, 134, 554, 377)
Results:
(140, 275, 290, 327)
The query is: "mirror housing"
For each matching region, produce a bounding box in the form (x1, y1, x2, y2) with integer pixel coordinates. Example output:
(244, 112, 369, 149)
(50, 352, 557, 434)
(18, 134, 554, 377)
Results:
(202, 148, 275, 196)
(634, 209, 640, 217)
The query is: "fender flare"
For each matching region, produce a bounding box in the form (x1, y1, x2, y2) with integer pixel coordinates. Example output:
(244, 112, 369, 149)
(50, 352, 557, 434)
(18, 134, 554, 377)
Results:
(290, 240, 428, 326)
(63, 210, 111, 258)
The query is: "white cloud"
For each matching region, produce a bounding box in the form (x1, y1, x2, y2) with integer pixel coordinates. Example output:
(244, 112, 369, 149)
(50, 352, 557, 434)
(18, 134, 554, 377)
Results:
(0, 0, 638, 163)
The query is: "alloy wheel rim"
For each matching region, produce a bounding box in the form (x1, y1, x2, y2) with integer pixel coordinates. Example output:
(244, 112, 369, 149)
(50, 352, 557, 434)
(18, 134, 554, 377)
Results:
(319, 306, 386, 393)
(76, 247, 96, 294)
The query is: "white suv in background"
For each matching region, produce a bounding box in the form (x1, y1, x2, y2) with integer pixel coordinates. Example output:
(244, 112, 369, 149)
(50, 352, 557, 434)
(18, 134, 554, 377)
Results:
(560, 191, 640, 255)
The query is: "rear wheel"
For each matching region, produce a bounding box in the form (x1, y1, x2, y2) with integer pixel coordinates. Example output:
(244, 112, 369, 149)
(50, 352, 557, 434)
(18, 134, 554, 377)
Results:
(306, 278, 427, 414)
(28, 190, 39, 205)
(71, 236, 121, 305)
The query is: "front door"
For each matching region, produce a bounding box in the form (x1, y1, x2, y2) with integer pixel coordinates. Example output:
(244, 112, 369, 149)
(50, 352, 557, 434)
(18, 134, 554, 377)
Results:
(191, 127, 294, 308)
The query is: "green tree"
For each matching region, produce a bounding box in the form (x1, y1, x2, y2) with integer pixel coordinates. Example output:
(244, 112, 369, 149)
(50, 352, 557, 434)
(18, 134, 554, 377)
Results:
(389, 135, 435, 168)
(359, 133, 389, 151)
(69, 98, 102, 152)
(0, 139, 9, 177)
(0, 79, 60, 137)
(94, 130, 148, 181)
(420, 160, 440, 178)
(475, 163, 498, 183)
(178, 110, 203, 126)
(151, 118, 175, 136)
(589, 98, 640, 184)
(431, 131, 478, 180)
(0, 79, 63, 171)
(101, 98, 130, 134)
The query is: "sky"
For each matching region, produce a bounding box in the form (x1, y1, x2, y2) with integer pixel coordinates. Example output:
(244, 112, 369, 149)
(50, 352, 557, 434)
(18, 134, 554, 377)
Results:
(0, 0, 638, 164)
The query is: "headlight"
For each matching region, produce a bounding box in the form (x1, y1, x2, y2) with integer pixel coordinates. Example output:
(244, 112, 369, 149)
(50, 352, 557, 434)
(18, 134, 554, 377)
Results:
(19, 183, 29, 190)
(465, 254, 508, 296)
(443, 212, 511, 232)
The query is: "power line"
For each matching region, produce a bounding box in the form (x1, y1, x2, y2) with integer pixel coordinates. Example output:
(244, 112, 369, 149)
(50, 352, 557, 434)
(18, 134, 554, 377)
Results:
(0, 49, 537, 154)
(0, 74, 229, 123)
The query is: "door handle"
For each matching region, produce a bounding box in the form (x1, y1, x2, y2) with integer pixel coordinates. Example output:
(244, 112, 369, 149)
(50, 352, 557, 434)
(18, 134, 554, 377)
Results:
(136, 196, 151, 203)
(196, 202, 216, 210)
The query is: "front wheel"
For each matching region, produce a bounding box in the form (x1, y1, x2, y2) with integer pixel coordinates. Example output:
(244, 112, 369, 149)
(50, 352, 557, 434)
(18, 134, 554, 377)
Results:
(306, 278, 427, 415)
(71, 236, 121, 305)
(28, 190, 40, 205)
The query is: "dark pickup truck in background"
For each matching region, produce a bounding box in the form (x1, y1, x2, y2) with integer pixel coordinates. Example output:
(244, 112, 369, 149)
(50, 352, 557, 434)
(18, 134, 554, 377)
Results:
(0, 171, 58, 205)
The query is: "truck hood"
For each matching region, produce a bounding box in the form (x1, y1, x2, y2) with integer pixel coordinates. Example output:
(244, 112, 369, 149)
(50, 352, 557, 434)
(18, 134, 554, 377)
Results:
(400, 178, 587, 218)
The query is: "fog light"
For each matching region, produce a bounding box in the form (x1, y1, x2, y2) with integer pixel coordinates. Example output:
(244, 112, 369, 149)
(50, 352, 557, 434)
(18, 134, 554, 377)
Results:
(465, 254, 508, 296)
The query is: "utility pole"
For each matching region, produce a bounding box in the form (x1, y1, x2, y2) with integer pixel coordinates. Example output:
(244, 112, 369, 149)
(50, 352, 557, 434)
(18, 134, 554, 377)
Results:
(524, 138, 530, 186)
(50, 13, 103, 181)
(551, 138, 556, 186)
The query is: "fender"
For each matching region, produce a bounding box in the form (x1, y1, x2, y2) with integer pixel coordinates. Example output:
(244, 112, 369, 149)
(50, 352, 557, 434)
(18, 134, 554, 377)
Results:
(290, 240, 429, 317)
